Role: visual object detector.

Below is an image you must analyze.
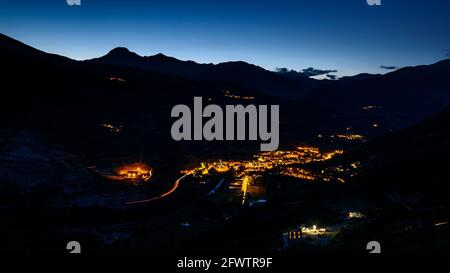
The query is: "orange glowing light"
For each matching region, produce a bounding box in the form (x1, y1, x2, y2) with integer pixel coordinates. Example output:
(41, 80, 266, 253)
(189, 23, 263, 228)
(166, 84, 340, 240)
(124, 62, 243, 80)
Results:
(117, 163, 152, 181)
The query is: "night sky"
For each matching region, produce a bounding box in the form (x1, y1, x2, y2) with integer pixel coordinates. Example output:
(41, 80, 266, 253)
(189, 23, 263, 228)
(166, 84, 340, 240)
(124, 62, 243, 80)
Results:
(1, 0, 449, 77)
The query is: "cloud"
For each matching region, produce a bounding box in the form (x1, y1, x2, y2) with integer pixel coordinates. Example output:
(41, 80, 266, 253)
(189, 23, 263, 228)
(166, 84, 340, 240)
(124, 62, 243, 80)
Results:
(275, 67, 338, 79)
(380, 65, 399, 70)
(301, 67, 338, 77)
(326, 74, 338, 80)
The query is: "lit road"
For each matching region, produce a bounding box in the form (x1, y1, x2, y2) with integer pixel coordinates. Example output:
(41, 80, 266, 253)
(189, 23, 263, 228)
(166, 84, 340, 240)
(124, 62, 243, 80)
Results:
(124, 173, 191, 205)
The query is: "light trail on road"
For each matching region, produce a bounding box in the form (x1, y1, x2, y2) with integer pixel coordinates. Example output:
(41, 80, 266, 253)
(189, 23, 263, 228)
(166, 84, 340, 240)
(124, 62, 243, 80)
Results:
(124, 173, 191, 205)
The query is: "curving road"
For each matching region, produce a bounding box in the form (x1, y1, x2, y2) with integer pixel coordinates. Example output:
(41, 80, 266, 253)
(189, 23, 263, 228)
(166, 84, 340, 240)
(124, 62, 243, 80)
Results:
(124, 173, 190, 205)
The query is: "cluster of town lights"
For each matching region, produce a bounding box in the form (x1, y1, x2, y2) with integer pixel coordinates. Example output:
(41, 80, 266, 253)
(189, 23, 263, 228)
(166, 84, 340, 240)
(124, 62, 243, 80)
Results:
(182, 146, 345, 181)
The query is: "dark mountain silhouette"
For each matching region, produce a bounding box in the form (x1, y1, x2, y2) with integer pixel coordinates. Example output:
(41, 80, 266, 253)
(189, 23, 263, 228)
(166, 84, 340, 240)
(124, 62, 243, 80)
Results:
(87, 43, 450, 135)
(87, 47, 318, 98)
(2, 31, 450, 153)
(0, 33, 336, 160)
(346, 107, 450, 205)
(0, 33, 74, 64)
(305, 59, 450, 133)
(338, 73, 381, 83)
(90, 47, 210, 78)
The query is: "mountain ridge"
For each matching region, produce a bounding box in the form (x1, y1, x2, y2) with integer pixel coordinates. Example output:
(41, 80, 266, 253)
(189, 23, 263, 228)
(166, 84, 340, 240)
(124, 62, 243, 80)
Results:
(85, 45, 318, 98)
(2, 32, 450, 135)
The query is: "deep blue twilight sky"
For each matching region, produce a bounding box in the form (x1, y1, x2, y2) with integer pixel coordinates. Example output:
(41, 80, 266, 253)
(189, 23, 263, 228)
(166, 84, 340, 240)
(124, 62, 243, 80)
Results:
(1, 0, 449, 77)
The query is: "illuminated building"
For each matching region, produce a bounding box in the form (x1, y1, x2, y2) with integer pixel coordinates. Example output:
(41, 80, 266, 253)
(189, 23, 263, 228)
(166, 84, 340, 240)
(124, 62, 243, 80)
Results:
(116, 163, 152, 182)
(348, 211, 365, 219)
(286, 225, 327, 241)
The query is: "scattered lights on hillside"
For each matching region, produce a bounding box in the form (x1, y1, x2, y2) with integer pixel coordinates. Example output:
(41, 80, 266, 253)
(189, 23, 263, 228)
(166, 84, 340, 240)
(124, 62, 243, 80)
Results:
(223, 90, 255, 100)
(335, 134, 365, 141)
(108, 77, 126, 82)
(101, 123, 123, 133)
(363, 105, 382, 111)
(434, 221, 448, 227)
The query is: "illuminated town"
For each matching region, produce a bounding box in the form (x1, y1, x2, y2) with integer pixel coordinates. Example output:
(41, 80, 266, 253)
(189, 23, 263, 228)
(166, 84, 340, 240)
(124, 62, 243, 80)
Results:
(181, 146, 353, 182)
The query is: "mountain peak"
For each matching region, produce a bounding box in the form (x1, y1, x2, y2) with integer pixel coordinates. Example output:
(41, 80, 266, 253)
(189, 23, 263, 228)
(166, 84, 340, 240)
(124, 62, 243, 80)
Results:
(107, 47, 138, 57)
(146, 52, 176, 62)
(154, 53, 167, 57)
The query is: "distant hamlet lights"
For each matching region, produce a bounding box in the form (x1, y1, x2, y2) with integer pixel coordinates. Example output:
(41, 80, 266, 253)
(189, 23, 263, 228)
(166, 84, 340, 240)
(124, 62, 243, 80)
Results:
(171, 97, 279, 151)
